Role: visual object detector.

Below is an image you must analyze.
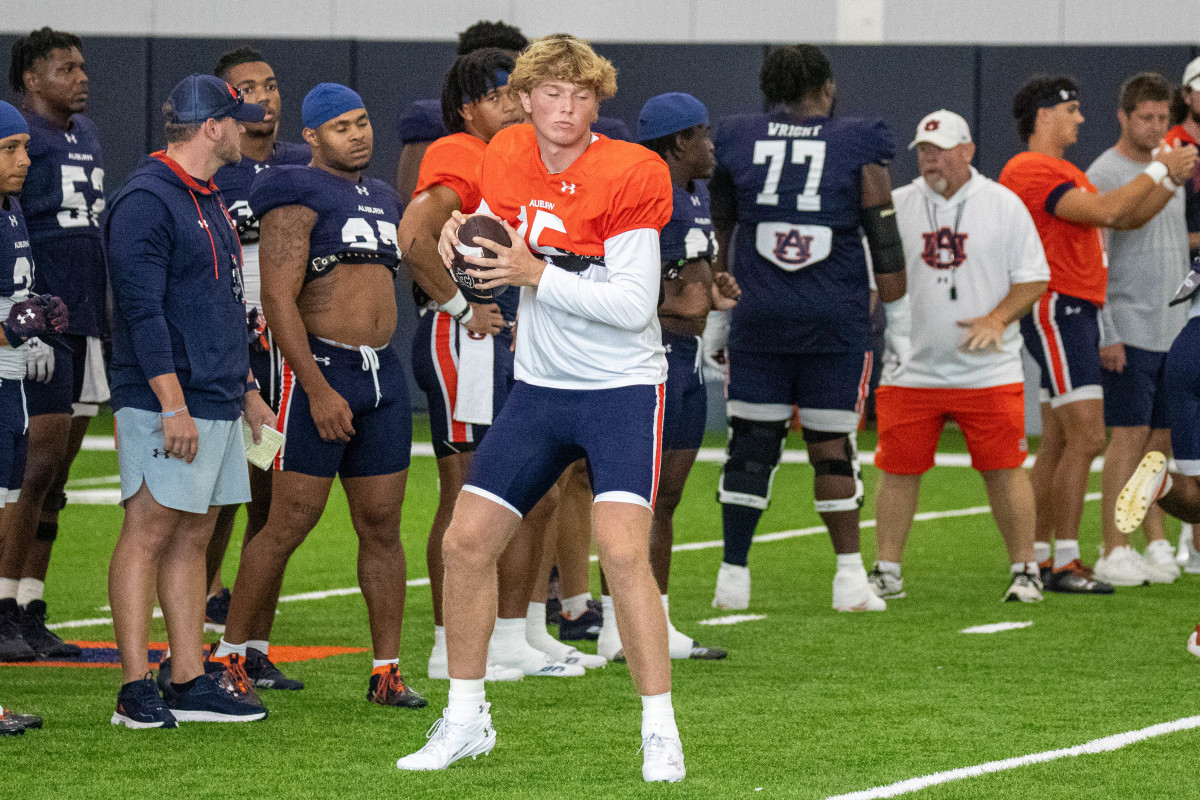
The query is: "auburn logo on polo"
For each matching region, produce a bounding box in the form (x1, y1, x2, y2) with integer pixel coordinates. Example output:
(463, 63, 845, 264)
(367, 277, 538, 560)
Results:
(773, 229, 814, 265)
(921, 227, 968, 269)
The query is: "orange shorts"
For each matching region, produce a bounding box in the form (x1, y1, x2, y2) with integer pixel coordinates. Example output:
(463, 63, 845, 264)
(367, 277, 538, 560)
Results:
(874, 383, 1028, 475)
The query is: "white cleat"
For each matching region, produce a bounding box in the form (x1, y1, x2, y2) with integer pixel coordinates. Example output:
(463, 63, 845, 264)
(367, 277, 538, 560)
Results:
(1144, 540, 1181, 583)
(559, 647, 607, 669)
(1094, 546, 1150, 587)
(833, 570, 887, 612)
(712, 562, 750, 610)
(1188, 626, 1200, 660)
(1115, 451, 1168, 534)
(867, 567, 905, 599)
(490, 644, 585, 677)
(428, 644, 524, 682)
(641, 729, 686, 783)
(1002, 571, 1044, 603)
(396, 705, 496, 771)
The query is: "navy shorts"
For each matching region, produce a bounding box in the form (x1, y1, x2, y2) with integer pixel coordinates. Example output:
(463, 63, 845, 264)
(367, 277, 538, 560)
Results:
(24, 333, 87, 417)
(411, 309, 514, 459)
(0, 379, 27, 504)
(1020, 292, 1102, 408)
(1166, 318, 1200, 476)
(725, 347, 872, 433)
(248, 328, 285, 412)
(464, 380, 665, 516)
(29, 236, 106, 338)
(1102, 345, 1169, 428)
(274, 335, 412, 478)
(661, 329, 707, 452)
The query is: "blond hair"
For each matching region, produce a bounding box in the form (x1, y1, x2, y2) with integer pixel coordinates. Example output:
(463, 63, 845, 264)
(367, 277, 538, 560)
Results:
(508, 34, 617, 101)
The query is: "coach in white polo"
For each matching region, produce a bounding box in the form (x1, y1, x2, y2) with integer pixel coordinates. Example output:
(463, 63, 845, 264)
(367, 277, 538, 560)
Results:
(868, 110, 1050, 603)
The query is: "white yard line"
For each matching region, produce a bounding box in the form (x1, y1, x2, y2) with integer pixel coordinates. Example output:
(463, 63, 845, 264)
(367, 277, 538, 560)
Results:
(698, 614, 767, 626)
(960, 621, 1033, 634)
(48, 494, 1100, 631)
(822, 715, 1200, 800)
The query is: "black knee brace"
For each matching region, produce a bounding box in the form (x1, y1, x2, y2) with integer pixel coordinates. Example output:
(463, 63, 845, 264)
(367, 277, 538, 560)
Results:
(36, 521, 58, 542)
(43, 489, 67, 514)
(718, 417, 788, 510)
(806, 431, 864, 513)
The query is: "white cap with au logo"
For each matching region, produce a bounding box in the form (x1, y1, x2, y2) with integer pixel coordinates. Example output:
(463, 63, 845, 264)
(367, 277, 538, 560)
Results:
(908, 109, 972, 150)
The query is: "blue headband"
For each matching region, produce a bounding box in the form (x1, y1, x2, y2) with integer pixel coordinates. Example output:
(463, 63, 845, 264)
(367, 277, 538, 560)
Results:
(636, 92, 708, 142)
(0, 101, 29, 141)
(462, 70, 510, 105)
(302, 83, 365, 130)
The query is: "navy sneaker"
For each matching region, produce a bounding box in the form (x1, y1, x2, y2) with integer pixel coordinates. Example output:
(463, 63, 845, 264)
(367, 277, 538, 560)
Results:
(19, 600, 81, 659)
(558, 600, 602, 641)
(163, 673, 268, 722)
(112, 675, 178, 729)
(367, 664, 427, 708)
(0, 598, 35, 663)
(245, 648, 304, 690)
(204, 588, 231, 633)
(0, 705, 41, 735)
(156, 653, 224, 693)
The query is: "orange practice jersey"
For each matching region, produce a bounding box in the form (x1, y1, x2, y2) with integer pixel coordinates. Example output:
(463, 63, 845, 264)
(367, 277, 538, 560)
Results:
(999, 151, 1107, 306)
(413, 132, 487, 212)
(479, 124, 672, 259)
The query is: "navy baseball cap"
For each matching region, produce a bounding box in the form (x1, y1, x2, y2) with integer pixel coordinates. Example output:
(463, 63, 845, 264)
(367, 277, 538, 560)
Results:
(166, 74, 265, 124)
(636, 92, 708, 142)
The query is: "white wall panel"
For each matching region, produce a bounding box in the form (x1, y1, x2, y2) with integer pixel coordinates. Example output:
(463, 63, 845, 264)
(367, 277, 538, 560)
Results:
(148, 0, 335, 37)
(1063, 0, 1200, 43)
(884, 0, 1063, 44)
(510, 0, 694, 42)
(692, 0, 837, 42)
(6, 0, 156, 36)
(335, 0, 513, 39)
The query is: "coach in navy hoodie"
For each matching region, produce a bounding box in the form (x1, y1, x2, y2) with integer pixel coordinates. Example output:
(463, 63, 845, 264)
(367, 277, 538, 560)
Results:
(104, 75, 274, 729)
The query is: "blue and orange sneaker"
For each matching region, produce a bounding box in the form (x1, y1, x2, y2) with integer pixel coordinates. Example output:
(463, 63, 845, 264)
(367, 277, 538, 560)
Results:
(245, 648, 304, 691)
(163, 673, 267, 722)
(112, 674, 178, 729)
(368, 664, 427, 708)
(0, 705, 41, 735)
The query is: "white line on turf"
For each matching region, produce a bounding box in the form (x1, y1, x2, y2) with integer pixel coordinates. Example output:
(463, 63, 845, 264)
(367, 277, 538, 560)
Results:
(960, 621, 1033, 634)
(48, 494, 1101, 631)
(822, 715, 1200, 800)
(698, 614, 767, 626)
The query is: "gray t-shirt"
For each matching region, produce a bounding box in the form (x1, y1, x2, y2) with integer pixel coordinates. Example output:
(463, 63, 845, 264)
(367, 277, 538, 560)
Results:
(1086, 148, 1189, 352)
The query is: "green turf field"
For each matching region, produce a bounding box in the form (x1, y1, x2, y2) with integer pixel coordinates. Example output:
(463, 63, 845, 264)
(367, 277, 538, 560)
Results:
(4, 410, 1198, 800)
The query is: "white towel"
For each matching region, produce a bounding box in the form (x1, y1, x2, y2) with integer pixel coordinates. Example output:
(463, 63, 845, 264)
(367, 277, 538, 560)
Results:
(453, 329, 495, 425)
(78, 335, 111, 404)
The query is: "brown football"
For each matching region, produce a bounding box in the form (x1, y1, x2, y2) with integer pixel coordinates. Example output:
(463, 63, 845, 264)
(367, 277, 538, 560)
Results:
(451, 215, 512, 301)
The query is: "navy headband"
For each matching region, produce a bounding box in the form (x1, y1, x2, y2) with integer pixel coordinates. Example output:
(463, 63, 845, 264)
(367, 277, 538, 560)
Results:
(462, 70, 510, 105)
(0, 101, 29, 140)
(1033, 86, 1078, 110)
(302, 83, 365, 130)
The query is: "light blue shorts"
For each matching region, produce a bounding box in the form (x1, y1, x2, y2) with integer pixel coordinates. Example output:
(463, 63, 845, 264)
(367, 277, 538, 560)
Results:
(115, 408, 251, 514)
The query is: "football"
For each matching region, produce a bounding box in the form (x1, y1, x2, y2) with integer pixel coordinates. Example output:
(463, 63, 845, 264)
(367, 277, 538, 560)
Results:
(451, 215, 512, 303)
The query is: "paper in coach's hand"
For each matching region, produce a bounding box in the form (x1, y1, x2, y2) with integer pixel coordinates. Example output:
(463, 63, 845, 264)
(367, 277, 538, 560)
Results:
(241, 421, 284, 470)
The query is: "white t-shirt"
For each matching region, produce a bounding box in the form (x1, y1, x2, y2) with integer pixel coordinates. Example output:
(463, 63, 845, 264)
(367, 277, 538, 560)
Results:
(240, 242, 261, 309)
(883, 168, 1050, 389)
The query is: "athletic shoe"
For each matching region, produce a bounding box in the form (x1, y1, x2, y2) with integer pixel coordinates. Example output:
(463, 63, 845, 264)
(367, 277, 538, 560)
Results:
(666, 625, 727, 660)
(545, 597, 564, 626)
(867, 567, 905, 600)
(18, 600, 81, 659)
(111, 675, 178, 729)
(641, 728, 686, 783)
(1187, 625, 1200, 660)
(558, 603, 602, 641)
(163, 673, 268, 722)
(1177, 525, 1192, 566)
(155, 654, 223, 693)
(0, 706, 41, 735)
(558, 647, 608, 669)
(832, 570, 887, 611)
(1115, 451, 1169, 534)
(0, 599, 35, 662)
(210, 652, 266, 707)
(1044, 559, 1115, 594)
(1144, 540, 1181, 583)
(204, 588, 231, 634)
(245, 648, 304, 690)
(491, 646, 585, 678)
(685, 643, 727, 660)
(1002, 571, 1044, 602)
(395, 704, 496, 771)
(1094, 546, 1150, 587)
(368, 664, 428, 708)
(428, 642, 524, 682)
(712, 561, 750, 610)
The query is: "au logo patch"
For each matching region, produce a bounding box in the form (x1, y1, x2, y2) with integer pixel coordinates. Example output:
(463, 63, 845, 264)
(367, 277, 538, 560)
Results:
(921, 227, 968, 269)
(773, 229, 815, 265)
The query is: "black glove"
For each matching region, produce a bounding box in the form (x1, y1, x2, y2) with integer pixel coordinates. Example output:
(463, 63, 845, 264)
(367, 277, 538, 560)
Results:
(35, 295, 69, 334)
(2, 297, 48, 346)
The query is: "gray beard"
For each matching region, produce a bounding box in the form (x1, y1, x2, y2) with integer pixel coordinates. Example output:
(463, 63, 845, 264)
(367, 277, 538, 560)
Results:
(927, 175, 948, 195)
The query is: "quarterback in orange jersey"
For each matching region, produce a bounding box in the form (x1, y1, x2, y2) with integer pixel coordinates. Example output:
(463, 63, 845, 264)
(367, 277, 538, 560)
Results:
(395, 35, 684, 783)
(399, 48, 601, 681)
(998, 76, 1196, 593)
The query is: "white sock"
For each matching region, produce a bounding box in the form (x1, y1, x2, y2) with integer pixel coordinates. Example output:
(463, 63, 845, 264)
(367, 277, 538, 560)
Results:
(1033, 541, 1052, 563)
(877, 560, 901, 578)
(214, 638, 247, 659)
(641, 691, 678, 737)
(597, 594, 622, 659)
(526, 602, 574, 660)
(432, 625, 446, 651)
(562, 592, 591, 618)
(0, 577, 17, 601)
(373, 658, 398, 670)
(836, 552, 865, 573)
(16, 578, 44, 607)
(1025, 561, 1038, 574)
(447, 677, 487, 723)
(1053, 539, 1080, 570)
(247, 639, 269, 657)
(1010, 562, 1025, 574)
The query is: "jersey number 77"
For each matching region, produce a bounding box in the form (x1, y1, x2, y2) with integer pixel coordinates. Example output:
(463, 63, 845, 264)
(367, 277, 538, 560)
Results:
(753, 140, 826, 211)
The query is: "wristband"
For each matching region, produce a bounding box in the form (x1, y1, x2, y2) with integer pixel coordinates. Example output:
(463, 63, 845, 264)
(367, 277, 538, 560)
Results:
(161, 405, 188, 418)
(245, 378, 260, 394)
(439, 290, 469, 318)
(1162, 173, 1182, 190)
(1143, 161, 1169, 184)
(456, 306, 474, 326)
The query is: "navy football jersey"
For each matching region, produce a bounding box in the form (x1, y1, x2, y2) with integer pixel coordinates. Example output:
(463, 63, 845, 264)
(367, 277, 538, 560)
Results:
(711, 112, 894, 354)
(214, 140, 311, 245)
(249, 165, 402, 281)
(20, 112, 104, 241)
(0, 197, 33, 378)
(660, 180, 716, 274)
